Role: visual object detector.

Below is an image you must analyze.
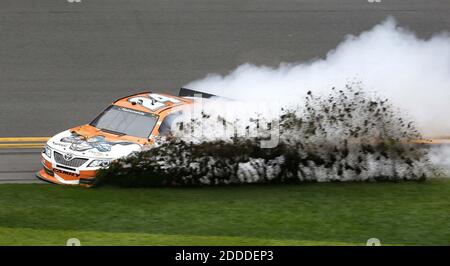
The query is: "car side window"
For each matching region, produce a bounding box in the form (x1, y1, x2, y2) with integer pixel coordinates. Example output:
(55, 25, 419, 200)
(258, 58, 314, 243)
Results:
(159, 112, 182, 136)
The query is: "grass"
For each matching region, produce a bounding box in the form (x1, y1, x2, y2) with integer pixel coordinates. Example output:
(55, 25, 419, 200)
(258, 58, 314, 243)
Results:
(0, 179, 449, 246)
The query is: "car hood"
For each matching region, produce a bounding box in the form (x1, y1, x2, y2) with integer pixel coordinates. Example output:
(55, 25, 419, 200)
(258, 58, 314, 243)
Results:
(47, 130, 143, 159)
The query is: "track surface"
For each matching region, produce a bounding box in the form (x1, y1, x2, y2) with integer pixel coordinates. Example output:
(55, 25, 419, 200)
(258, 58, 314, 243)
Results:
(1, 0, 449, 183)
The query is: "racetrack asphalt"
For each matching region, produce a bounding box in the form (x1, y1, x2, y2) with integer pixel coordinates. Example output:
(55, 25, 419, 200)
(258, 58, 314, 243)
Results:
(1, 0, 449, 183)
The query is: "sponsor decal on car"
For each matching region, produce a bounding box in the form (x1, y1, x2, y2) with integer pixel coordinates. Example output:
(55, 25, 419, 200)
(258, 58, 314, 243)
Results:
(53, 168, 80, 177)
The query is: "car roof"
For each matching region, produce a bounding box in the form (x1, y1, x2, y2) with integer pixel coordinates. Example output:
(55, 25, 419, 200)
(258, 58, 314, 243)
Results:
(112, 91, 193, 115)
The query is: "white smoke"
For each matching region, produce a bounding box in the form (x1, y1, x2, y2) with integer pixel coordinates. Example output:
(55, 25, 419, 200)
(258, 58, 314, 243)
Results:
(185, 17, 450, 138)
(429, 145, 450, 176)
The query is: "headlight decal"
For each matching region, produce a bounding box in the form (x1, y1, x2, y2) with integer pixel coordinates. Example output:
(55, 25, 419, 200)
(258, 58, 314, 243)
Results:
(88, 159, 111, 168)
(43, 145, 52, 158)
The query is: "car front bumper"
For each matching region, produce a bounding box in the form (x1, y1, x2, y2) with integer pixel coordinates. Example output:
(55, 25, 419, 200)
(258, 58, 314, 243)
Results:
(36, 156, 97, 186)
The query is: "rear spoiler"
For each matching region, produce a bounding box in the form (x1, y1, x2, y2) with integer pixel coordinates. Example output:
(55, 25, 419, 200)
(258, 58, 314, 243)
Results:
(178, 88, 219, 99)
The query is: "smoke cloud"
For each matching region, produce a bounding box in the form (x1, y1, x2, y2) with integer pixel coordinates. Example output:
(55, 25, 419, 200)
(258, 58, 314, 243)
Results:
(185, 17, 450, 137)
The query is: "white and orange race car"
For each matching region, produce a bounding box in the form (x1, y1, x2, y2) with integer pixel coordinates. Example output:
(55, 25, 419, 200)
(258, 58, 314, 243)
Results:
(37, 88, 214, 185)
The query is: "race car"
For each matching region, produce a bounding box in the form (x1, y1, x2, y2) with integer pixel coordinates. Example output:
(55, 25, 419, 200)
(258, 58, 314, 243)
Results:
(36, 88, 214, 186)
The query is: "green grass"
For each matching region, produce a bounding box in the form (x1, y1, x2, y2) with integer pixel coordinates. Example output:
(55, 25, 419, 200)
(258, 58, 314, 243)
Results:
(0, 179, 449, 245)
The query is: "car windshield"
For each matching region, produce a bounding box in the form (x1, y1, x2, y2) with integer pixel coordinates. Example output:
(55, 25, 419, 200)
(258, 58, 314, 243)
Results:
(90, 105, 158, 138)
